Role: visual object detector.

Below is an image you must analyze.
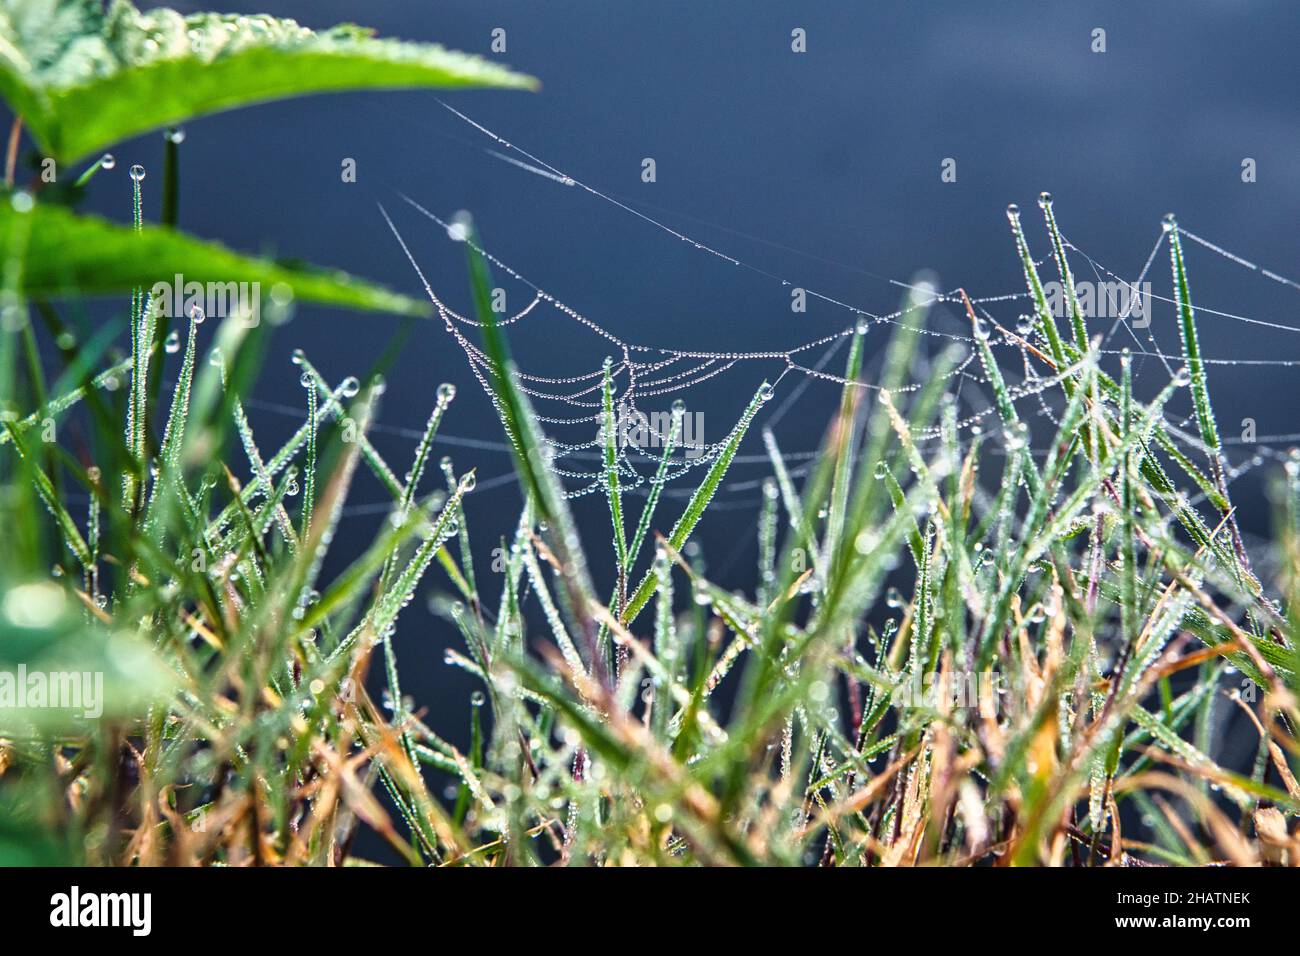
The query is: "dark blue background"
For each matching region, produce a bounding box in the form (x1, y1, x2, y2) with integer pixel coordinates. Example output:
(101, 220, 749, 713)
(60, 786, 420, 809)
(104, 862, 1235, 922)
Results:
(58, 2, 1300, 777)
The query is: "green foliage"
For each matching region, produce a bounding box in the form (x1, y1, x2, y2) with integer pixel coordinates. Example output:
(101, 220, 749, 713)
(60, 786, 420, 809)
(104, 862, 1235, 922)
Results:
(1, 200, 431, 315)
(4, 197, 1299, 867)
(0, 577, 174, 729)
(0, 5, 1295, 866)
(0, 0, 537, 162)
(0, 0, 538, 867)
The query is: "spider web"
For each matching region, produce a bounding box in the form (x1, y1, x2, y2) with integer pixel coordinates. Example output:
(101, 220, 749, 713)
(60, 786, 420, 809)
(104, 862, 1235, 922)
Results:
(252, 101, 1300, 523)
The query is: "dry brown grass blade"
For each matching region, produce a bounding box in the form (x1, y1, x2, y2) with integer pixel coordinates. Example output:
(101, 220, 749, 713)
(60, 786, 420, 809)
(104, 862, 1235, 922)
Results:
(1113, 771, 1257, 866)
(801, 746, 919, 838)
(1224, 691, 1300, 799)
(1254, 807, 1297, 865)
(1151, 792, 1210, 865)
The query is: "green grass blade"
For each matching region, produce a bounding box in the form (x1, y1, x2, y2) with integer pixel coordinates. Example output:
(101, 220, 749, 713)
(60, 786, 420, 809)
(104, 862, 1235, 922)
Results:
(621, 381, 770, 626)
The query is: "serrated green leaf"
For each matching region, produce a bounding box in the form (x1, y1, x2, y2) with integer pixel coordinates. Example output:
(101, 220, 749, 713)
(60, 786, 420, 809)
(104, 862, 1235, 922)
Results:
(0, 0, 538, 162)
(0, 201, 430, 315)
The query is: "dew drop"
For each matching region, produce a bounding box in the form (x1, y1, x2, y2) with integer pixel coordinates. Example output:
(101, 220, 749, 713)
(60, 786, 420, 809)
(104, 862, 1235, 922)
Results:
(340, 376, 360, 398)
(130, 164, 146, 182)
(164, 330, 181, 353)
(99, 153, 116, 170)
(447, 211, 472, 242)
(436, 382, 456, 403)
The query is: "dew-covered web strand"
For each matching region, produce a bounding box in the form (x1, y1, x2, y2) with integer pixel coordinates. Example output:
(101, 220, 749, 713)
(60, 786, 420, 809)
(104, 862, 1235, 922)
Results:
(426, 102, 992, 344)
(369, 95, 943, 305)
(1066, 230, 1300, 337)
(237, 218, 1297, 518)
(432, 100, 1300, 363)
(379, 196, 975, 501)
(387, 191, 979, 401)
(321, 102, 1300, 513)
(375, 223, 1299, 508)
(421, 103, 1300, 385)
